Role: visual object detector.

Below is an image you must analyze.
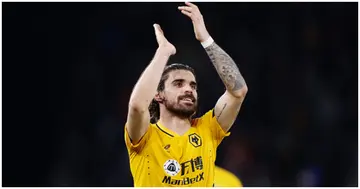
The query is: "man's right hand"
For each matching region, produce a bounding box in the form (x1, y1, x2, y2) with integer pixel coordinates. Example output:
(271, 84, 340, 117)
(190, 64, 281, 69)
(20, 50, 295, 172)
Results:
(153, 24, 176, 56)
(126, 24, 175, 144)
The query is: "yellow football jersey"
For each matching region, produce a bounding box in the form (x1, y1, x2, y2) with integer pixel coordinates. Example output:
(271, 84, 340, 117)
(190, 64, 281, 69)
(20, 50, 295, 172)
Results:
(214, 166, 243, 187)
(125, 109, 230, 187)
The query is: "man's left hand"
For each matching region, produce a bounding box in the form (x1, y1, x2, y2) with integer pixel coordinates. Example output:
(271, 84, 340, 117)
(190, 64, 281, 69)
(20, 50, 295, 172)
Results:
(178, 2, 210, 42)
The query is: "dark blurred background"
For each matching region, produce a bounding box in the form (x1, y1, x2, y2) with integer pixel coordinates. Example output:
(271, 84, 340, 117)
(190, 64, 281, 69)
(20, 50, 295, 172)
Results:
(2, 2, 358, 187)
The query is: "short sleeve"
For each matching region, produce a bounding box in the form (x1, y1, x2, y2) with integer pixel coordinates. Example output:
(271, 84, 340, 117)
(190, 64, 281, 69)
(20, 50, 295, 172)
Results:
(200, 109, 230, 147)
(124, 123, 152, 154)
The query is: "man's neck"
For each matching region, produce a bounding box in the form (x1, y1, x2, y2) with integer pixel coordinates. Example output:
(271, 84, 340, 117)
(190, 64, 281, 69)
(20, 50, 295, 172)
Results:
(158, 110, 191, 136)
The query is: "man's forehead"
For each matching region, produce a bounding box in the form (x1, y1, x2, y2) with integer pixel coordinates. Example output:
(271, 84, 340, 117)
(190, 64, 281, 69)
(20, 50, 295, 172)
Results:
(168, 70, 196, 81)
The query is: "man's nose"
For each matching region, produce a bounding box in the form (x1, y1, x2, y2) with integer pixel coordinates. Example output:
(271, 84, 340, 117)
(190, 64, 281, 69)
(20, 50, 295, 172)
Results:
(183, 85, 193, 94)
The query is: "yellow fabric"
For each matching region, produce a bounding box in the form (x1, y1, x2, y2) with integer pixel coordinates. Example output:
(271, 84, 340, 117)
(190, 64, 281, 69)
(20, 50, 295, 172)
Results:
(214, 166, 243, 187)
(124, 109, 230, 187)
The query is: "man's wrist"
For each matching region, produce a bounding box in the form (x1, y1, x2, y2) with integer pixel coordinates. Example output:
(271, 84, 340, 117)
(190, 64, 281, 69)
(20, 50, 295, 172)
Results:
(156, 47, 172, 57)
(201, 36, 214, 48)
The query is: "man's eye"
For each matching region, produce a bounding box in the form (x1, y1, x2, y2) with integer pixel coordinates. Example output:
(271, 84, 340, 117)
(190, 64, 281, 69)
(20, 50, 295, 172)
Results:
(175, 82, 182, 87)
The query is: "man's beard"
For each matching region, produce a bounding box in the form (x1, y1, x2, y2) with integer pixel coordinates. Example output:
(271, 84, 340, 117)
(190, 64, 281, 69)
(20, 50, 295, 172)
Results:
(163, 95, 198, 119)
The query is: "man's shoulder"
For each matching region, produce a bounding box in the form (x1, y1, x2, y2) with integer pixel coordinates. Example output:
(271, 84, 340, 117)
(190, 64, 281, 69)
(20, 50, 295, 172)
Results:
(191, 109, 215, 126)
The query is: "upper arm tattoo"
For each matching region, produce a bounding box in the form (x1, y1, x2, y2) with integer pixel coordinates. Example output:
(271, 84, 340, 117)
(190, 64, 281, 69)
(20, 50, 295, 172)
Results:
(205, 42, 246, 92)
(216, 103, 227, 120)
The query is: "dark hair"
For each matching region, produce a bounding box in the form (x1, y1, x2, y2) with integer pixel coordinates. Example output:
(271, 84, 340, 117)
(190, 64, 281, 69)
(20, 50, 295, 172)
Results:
(148, 63, 196, 123)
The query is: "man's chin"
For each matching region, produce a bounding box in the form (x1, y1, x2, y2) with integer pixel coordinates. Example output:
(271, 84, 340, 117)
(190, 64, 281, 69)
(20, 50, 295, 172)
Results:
(180, 108, 197, 117)
(170, 108, 196, 118)
(179, 105, 196, 113)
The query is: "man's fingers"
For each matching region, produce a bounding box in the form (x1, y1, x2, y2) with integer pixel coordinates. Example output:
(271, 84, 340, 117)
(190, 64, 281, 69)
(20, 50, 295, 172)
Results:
(153, 24, 165, 44)
(180, 10, 192, 18)
(153, 24, 159, 34)
(185, 2, 197, 8)
(153, 24, 164, 35)
(178, 6, 193, 12)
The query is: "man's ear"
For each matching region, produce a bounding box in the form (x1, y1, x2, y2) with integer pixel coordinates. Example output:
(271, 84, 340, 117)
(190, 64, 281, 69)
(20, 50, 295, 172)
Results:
(154, 92, 164, 103)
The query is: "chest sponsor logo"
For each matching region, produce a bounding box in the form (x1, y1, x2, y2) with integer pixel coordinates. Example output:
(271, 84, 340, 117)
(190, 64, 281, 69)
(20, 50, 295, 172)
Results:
(162, 172, 204, 185)
(163, 159, 181, 176)
(162, 156, 204, 185)
(180, 156, 203, 176)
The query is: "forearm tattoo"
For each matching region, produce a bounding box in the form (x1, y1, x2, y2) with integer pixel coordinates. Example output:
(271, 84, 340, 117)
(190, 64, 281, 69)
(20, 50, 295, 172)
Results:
(205, 42, 245, 92)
